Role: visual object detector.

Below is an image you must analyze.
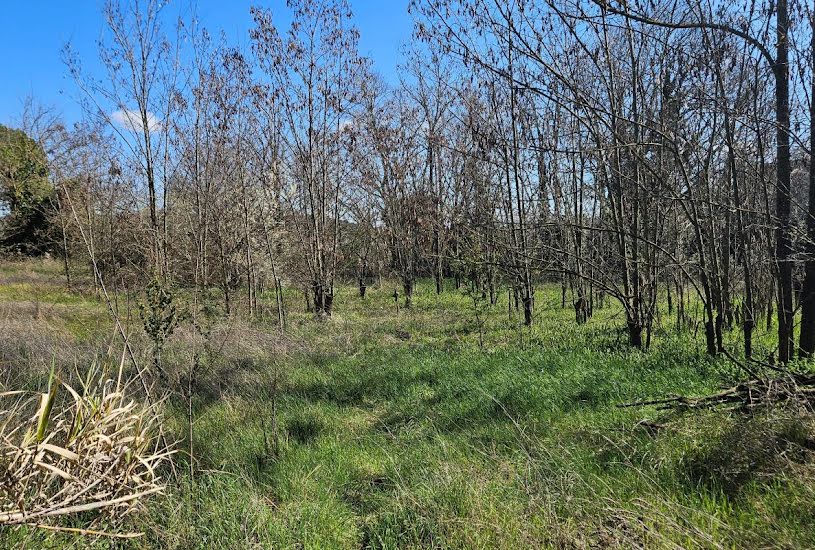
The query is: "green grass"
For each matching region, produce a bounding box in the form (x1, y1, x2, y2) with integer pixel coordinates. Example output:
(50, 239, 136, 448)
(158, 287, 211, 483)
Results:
(1, 260, 814, 548)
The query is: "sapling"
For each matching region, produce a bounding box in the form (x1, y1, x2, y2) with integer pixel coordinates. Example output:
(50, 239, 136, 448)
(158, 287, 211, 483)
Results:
(139, 278, 184, 378)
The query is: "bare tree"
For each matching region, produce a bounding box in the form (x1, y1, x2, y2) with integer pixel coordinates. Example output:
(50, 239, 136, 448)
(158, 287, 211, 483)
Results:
(251, 0, 367, 317)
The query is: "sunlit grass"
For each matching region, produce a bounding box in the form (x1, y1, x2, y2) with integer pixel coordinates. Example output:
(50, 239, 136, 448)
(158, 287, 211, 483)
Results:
(1, 261, 813, 547)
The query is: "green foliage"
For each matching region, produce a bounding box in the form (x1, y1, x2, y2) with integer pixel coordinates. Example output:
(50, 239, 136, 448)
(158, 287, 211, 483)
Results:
(0, 124, 54, 254)
(139, 278, 184, 372)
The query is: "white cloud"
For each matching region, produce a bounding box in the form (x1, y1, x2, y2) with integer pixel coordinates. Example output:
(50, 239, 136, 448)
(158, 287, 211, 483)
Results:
(110, 108, 162, 134)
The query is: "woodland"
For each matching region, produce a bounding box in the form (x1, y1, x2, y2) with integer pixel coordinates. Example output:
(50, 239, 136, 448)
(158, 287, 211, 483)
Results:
(1, 0, 815, 547)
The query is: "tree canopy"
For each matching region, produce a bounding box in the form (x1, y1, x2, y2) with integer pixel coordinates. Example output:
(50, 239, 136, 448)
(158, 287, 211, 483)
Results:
(0, 124, 54, 254)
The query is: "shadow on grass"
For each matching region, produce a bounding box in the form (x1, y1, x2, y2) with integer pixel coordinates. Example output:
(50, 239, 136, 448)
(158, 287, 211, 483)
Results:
(289, 358, 440, 408)
(678, 414, 814, 498)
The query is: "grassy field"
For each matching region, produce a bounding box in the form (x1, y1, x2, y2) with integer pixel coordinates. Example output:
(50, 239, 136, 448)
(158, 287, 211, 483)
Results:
(1, 259, 814, 548)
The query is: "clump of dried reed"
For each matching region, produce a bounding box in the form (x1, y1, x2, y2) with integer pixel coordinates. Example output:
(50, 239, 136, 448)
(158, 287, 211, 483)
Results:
(0, 360, 173, 538)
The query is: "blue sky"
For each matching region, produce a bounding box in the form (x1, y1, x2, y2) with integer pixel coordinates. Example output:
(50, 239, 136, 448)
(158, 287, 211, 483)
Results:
(0, 0, 413, 128)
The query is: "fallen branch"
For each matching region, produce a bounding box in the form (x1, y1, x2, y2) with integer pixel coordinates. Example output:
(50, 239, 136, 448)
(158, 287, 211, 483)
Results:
(618, 375, 815, 411)
(24, 522, 147, 539)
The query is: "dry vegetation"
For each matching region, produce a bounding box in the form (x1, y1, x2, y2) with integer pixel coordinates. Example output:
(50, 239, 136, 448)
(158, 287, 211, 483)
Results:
(1, 360, 171, 539)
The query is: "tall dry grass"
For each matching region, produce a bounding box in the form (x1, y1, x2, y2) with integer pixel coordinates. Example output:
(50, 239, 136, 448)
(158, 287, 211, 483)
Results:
(0, 360, 173, 538)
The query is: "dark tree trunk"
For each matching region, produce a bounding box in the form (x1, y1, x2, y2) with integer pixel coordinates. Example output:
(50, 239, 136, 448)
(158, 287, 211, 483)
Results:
(433, 229, 443, 295)
(798, 17, 815, 358)
(575, 294, 588, 325)
(774, 0, 794, 363)
(358, 259, 369, 298)
(627, 318, 643, 348)
(324, 292, 334, 316)
(403, 279, 414, 308)
(523, 294, 533, 326)
(312, 282, 333, 317)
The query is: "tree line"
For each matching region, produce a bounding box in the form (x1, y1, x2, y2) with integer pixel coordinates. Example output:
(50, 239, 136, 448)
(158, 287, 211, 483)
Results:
(2, 0, 813, 365)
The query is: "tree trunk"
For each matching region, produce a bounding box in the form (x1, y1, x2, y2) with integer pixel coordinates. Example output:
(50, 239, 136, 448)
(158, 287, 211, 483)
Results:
(403, 278, 414, 309)
(798, 15, 815, 358)
(774, 0, 794, 363)
(627, 318, 643, 348)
